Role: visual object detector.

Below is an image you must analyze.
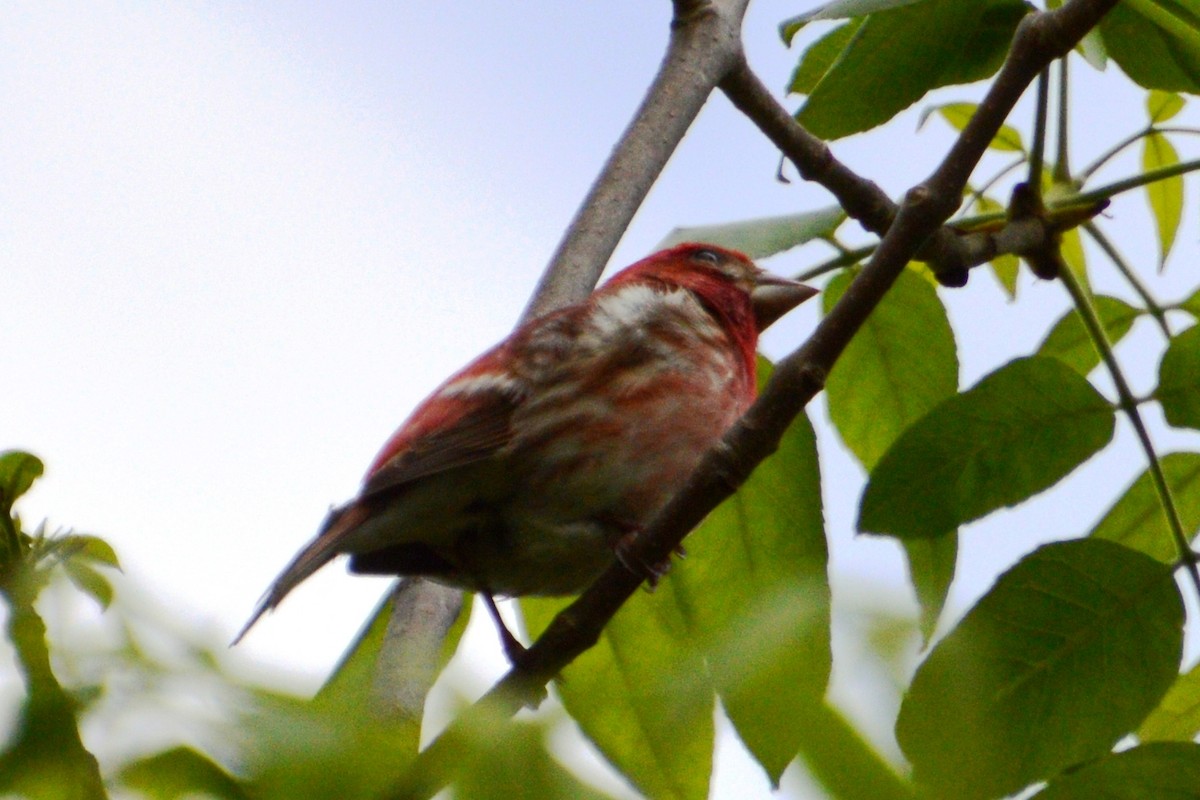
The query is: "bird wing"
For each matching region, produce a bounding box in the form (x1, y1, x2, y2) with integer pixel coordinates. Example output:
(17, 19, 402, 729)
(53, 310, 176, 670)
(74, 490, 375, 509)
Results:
(360, 385, 519, 499)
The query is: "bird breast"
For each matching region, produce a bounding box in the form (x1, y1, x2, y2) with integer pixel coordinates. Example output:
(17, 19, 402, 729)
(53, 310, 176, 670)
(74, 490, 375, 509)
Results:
(487, 282, 753, 592)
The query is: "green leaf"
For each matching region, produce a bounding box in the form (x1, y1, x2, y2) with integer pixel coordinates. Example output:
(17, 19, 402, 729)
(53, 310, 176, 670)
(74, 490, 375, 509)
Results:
(901, 536, 957, 642)
(317, 581, 467, 742)
(796, 0, 1028, 139)
(1143, 132, 1183, 269)
(859, 357, 1116, 539)
(1101, 0, 1200, 93)
(896, 539, 1185, 800)
(59, 534, 121, 569)
(117, 746, 249, 800)
(1090, 452, 1200, 563)
(1178, 286, 1200, 317)
(1048, 2, 1109, 67)
(242, 692, 420, 800)
(1141, 661, 1200, 741)
(1032, 742, 1200, 799)
(1148, 89, 1187, 122)
(823, 269, 959, 634)
(1078, 25, 1110, 69)
(1036, 295, 1142, 376)
(1046, 185, 1091, 286)
(787, 21, 862, 95)
(658, 206, 845, 259)
(792, 703, 916, 800)
(1158, 324, 1200, 429)
(0, 451, 44, 511)
(921, 102, 1025, 151)
(62, 560, 114, 609)
(447, 713, 615, 800)
(781, 0, 926, 41)
(990, 252, 1020, 297)
(671, 396, 829, 785)
(522, 592, 714, 800)
(823, 269, 959, 471)
(0, 596, 106, 799)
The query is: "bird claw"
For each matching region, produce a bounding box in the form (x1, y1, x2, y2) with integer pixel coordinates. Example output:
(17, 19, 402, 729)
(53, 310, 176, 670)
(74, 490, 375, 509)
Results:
(613, 530, 674, 589)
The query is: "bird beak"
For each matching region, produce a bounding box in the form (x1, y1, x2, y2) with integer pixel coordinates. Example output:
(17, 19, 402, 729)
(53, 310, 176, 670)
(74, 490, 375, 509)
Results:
(751, 274, 817, 331)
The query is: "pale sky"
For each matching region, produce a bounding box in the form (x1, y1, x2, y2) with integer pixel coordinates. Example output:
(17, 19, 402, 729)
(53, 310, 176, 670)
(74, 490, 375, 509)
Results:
(5, 3, 1200, 797)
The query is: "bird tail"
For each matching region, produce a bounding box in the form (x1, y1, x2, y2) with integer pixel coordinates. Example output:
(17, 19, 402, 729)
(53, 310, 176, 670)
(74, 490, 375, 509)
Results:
(231, 503, 369, 645)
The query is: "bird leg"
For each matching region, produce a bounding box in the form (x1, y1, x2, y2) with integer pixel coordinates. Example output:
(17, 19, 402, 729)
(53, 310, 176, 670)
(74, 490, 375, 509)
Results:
(609, 520, 685, 590)
(480, 590, 530, 666)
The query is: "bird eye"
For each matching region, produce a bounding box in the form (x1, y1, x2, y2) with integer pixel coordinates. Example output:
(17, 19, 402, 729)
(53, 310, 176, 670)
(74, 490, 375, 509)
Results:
(691, 248, 722, 266)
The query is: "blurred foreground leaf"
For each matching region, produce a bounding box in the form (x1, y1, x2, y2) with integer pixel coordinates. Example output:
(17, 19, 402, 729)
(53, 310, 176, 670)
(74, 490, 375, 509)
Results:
(1033, 742, 1200, 799)
(117, 747, 248, 800)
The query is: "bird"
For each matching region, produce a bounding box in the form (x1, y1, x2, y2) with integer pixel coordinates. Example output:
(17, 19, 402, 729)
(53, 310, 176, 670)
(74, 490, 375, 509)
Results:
(234, 243, 815, 659)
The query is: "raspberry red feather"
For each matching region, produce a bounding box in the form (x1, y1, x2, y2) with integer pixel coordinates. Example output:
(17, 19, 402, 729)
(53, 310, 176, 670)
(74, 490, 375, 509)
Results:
(235, 244, 815, 644)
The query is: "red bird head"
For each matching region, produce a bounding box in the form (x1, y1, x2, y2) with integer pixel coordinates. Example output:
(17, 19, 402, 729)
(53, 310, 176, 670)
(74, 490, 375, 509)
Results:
(606, 243, 816, 329)
(602, 243, 816, 381)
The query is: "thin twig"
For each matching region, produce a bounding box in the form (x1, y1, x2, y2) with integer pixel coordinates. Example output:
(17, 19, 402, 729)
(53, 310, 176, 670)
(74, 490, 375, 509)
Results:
(1079, 126, 1152, 182)
(1028, 68, 1050, 186)
(1082, 222, 1172, 337)
(1057, 265, 1200, 593)
(959, 156, 1027, 217)
(1053, 56, 1072, 183)
(1081, 126, 1200, 182)
(798, 245, 878, 281)
(1073, 158, 1200, 205)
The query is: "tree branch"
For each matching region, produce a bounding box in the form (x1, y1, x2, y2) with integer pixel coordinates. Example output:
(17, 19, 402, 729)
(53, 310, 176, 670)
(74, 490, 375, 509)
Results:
(718, 58, 973, 286)
(522, 0, 750, 319)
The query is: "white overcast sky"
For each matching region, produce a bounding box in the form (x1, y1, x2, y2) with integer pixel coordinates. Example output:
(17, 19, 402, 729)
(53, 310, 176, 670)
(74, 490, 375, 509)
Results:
(6, 3, 1200, 797)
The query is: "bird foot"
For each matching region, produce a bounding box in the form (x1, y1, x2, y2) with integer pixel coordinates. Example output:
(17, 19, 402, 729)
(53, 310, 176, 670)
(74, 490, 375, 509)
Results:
(613, 530, 684, 590)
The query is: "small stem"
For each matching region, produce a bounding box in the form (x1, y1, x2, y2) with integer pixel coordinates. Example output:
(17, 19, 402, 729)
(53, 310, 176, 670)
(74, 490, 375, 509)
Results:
(1028, 68, 1050, 187)
(1155, 125, 1200, 137)
(1072, 158, 1200, 205)
(1082, 222, 1172, 337)
(1079, 126, 1153, 182)
(959, 156, 1027, 217)
(798, 245, 878, 281)
(1058, 266, 1200, 595)
(1052, 57, 1072, 183)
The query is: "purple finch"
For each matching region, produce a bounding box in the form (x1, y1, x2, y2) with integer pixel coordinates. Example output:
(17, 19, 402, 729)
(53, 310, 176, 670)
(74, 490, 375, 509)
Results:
(236, 244, 814, 652)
